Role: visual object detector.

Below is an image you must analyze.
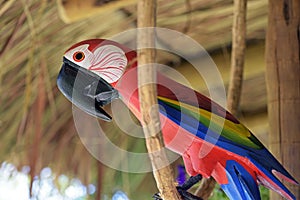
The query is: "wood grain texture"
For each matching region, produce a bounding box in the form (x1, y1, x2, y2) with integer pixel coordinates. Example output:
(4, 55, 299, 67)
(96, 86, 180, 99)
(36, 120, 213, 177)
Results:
(265, 0, 300, 199)
(137, 0, 182, 199)
(227, 0, 247, 115)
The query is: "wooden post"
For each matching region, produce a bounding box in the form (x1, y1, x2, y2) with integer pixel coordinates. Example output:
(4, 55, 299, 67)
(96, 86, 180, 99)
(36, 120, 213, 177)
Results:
(195, 0, 247, 199)
(265, 0, 300, 199)
(137, 0, 181, 199)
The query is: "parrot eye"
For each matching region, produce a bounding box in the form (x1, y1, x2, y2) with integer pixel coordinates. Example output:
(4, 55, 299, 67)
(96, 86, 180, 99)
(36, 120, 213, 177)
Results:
(73, 51, 85, 62)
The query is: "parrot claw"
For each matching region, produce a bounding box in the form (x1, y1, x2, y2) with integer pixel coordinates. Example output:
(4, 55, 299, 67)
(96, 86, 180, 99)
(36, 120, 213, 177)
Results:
(153, 175, 203, 200)
(152, 193, 163, 200)
(177, 186, 204, 200)
(181, 174, 203, 190)
(152, 188, 203, 200)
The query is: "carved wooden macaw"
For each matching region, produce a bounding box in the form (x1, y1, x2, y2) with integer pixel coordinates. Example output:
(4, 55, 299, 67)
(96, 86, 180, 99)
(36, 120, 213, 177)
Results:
(57, 39, 298, 200)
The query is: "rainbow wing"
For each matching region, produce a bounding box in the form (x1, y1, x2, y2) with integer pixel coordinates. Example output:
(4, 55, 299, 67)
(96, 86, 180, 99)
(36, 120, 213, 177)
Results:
(157, 95, 263, 149)
(156, 73, 298, 200)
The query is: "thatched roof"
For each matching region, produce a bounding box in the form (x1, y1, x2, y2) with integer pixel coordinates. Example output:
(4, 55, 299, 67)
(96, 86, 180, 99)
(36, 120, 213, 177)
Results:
(0, 0, 268, 198)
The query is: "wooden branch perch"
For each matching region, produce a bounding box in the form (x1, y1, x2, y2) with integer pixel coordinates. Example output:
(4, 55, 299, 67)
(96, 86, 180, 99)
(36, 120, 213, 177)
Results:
(227, 0, 247, 115)
(194, 177, 216, 199)
(195, 0, 247, 199)
(137, 0, 181, 199)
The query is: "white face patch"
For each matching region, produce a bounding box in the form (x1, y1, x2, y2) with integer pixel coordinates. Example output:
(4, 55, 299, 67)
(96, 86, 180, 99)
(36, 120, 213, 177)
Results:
(89, 45, 128, 83)
(64, 44, 128, 83)
(64, 44, 93, 70)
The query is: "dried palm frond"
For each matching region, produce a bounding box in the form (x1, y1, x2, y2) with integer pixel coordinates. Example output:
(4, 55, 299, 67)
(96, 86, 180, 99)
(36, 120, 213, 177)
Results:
(0, 0, 267, 198)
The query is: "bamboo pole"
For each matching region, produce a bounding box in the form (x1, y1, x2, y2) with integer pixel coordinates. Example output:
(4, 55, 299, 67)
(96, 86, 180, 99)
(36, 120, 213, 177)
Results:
(137, 0, 181, 199)
(265, 0, 300, 199)
(195, 0, 247, 199)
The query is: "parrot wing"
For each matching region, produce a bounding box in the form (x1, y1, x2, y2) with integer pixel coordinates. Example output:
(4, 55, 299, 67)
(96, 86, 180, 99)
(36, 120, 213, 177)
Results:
(157, 73, 298, 200)
(157, 73, 264, 149)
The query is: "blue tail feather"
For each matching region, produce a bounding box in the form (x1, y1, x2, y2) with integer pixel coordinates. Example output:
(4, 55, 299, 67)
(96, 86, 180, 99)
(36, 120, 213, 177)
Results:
(248, 150, 296, 200)
(221, 160, 261, 200)
(249, 149, 298, 185)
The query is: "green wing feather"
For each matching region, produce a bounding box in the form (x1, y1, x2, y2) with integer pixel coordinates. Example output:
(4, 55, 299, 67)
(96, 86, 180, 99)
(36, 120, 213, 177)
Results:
(158, 96, 264, 149)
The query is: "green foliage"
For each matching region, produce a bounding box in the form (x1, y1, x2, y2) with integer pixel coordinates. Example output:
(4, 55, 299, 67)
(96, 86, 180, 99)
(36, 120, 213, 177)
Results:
(259, 186, 270, 200)
(210, 185, 230, 200)
(208, 184, 270, 200)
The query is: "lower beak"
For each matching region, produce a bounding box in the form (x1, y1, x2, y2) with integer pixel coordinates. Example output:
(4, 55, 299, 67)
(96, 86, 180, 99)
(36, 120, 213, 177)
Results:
(57, 58, 118, 121)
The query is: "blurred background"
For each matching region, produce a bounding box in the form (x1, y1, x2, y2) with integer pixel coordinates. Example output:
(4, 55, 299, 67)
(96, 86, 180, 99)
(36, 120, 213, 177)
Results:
(0, 0, 292, 199)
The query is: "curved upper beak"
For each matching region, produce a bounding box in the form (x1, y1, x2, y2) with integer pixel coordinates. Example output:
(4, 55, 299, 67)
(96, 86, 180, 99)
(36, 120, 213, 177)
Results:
(57, 57, 119, 121)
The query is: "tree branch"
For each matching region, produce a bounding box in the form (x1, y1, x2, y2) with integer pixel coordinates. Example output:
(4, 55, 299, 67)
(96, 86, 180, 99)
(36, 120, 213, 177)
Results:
(227, 0, 247, 115)
(137, 0, 181, 199)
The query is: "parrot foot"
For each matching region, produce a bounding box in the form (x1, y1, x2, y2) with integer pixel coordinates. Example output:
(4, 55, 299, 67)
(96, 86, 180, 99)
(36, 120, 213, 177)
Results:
(153, 174, 203, 200)
(152, 193, 163, 200)
(176, 186, 204, 200)
(181, 174, 203, 190)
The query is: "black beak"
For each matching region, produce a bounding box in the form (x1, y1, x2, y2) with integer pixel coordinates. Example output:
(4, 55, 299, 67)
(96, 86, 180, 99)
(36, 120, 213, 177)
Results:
(57, 57, 119, 121)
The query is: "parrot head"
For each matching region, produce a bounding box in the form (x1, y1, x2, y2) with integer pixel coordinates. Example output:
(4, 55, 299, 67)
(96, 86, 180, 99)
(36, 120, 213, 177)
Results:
(57, 39, 136, 121)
